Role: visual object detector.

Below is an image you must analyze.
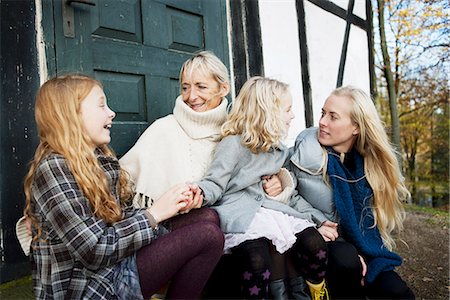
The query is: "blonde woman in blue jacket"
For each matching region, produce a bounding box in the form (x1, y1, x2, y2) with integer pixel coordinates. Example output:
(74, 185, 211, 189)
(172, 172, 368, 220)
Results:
(287, 86, 414, 299)
(196, 77, 329, 300)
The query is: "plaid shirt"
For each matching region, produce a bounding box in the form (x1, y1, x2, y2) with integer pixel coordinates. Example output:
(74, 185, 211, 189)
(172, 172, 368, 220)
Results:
(30, 152, 155, 299)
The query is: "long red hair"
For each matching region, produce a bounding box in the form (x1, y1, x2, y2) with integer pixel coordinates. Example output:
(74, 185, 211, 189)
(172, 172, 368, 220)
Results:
(24, 74, 133, 240)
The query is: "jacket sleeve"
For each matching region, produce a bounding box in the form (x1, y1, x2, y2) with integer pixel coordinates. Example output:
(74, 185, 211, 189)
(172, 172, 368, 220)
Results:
(33, 156, 155, 270)
(289, 192, 329, 226)
(197, 137, 241, 206)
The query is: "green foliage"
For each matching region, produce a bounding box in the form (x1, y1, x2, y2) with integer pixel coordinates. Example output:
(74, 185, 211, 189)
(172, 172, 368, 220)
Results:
(406, 204, 448, 216)
(405, 204, 449, 227)
(0, 275, 31, 291)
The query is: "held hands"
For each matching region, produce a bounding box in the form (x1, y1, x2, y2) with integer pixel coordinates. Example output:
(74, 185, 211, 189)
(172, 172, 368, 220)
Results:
(179, 184, 203, 214)
(147, 183, 192, 222)
(262, 174, 282, 197)
(317, 220, 339, 241)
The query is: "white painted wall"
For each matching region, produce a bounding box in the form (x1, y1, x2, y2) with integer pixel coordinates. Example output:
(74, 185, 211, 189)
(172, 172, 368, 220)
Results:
(259, 0, 370, 146)
(259, 0, 304, 146)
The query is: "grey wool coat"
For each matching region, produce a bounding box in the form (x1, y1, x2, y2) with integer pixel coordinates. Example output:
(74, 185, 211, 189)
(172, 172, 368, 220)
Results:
(197, 135, 310, 234)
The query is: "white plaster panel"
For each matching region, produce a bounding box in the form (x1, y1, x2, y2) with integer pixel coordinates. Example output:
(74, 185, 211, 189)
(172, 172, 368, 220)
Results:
(259, 0, 305, 146)
(258, 0, 371, 144)
(330, 0, 348, 11)
(352, 0, 367, 19)
(343, 25, 370, 94)
(305, 1, 346, 126)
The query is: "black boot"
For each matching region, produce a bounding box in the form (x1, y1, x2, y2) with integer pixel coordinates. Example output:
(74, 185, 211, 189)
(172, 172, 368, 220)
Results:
(269, 279, 288, 300)
(288, 277, 311, 300)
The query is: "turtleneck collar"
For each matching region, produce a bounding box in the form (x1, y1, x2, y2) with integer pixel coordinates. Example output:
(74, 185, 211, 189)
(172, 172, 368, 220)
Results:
(173, 95, 228, 140)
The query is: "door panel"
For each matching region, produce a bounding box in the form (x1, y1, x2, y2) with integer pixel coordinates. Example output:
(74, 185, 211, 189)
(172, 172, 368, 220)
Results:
(49, 0, 228, 156)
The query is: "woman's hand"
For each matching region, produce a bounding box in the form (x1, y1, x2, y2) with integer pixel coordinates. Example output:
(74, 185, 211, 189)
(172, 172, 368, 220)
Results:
(359, 255, 367, 286)
(262, 174, 282, 196)
(317, 220, 339, 241)
(148, 183, 190, 222)
(179, 184, 203, 214)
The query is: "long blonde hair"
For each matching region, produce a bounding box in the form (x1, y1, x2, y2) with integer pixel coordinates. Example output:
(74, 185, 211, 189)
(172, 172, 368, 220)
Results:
(24, 74, 133, 239)
(326, 86, 409, 250)
(222, 76, 289, 153)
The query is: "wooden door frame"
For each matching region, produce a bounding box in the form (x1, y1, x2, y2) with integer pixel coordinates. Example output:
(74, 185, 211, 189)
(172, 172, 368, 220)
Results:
(0, 0, 40, 283)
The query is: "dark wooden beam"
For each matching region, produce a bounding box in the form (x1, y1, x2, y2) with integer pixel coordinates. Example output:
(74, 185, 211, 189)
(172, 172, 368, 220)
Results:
(337, 0, 355, 87)
(229, 0, 247, 93)
(244, 0, 264, 77)
(307, 0, 367, 30)
(366, 0, 377, 98)
(229, 0, 264, 93)
(295, 0, 314, 127)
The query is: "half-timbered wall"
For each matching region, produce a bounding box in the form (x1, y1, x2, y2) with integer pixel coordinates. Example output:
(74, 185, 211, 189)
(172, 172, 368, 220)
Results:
(0, 0, 372, 283)
(259, 0, 373, 145)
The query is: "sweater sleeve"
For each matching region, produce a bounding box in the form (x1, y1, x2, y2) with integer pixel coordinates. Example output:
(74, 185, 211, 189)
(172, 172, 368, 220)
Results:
(33, 156, 155, 270)
(289, 193, 329, 226)
(197, 136, 241, 206)
(266, 168, 295, 204)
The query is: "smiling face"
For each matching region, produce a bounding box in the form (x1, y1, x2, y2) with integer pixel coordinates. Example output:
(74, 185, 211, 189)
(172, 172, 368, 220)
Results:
(181, 69, 225, 112)
(279, 91, 295, 133)
(318, 93, 359, 153)
(80, 85, 116, 147)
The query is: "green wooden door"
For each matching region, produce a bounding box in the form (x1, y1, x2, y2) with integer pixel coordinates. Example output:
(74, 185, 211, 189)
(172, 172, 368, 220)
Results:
(44, 0, 228, 156)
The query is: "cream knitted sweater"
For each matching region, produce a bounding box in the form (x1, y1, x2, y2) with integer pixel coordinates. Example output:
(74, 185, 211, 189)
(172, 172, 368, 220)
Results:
(120, 95, 228, 208)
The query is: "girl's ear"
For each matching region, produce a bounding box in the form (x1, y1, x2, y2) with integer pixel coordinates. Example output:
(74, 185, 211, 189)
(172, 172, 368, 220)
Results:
(220, 83, 230, 96)
(353, 125, 360, 135)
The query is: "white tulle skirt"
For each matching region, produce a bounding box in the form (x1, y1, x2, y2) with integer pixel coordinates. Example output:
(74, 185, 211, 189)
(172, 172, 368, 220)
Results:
(224, 207, 315, 254)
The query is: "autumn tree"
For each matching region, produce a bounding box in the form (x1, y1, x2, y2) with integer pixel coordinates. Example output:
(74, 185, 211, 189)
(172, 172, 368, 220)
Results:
(376, 0, 401, 151)
(373, 0, 449, 206)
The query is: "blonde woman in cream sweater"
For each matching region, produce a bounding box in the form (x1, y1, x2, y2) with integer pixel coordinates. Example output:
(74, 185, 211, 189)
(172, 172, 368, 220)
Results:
(120, 51, 230, 212)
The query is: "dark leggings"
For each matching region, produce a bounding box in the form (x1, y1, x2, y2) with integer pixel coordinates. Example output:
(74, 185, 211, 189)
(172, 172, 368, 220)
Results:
(233, 238, 273, 299)
(233, 227, 327, 299)
(136, 207, 224, 299)
(290, 227, 328, 283)
(327, 240, 415, 299)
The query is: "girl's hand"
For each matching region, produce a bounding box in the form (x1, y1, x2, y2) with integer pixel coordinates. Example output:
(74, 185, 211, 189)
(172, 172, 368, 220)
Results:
(148, 183, 190, 221)
(25, 217, 32, 236)
(262, 174, 282, 196)
(317, 220, 339, 241)
(179, 184, 203, 214)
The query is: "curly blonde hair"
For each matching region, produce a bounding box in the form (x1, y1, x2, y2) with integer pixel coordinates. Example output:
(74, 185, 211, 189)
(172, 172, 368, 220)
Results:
(323, 86, 409, 250)
(222, 76, 289, 153)
(24, 74, 133, 240)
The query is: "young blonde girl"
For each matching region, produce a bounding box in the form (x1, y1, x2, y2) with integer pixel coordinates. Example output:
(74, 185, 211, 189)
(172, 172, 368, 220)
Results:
(196, 77, 329, 300)
(22, 74, 223, 299)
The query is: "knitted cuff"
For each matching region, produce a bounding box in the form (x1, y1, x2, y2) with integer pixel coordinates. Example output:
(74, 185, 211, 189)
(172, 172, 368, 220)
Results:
(16, 216, 31, 256)
(267, 168, 295, 204)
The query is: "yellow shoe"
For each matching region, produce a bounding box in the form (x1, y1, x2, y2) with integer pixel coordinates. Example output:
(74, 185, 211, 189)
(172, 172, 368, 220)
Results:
(306, 279, 329, 300)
